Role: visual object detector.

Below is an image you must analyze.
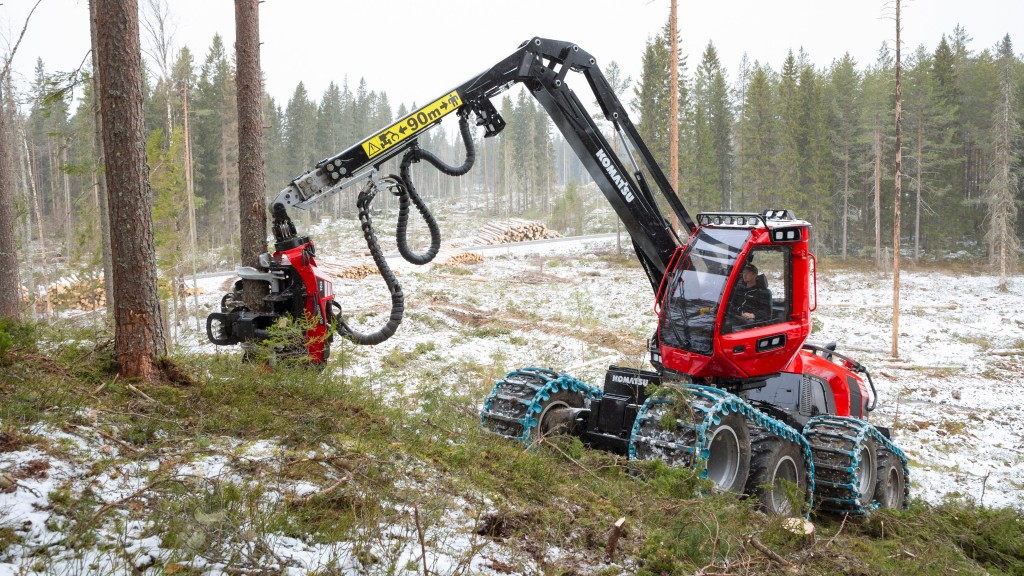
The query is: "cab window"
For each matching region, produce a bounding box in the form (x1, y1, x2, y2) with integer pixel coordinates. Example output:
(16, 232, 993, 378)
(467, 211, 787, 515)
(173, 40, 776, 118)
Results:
(723, 246, 791, 334)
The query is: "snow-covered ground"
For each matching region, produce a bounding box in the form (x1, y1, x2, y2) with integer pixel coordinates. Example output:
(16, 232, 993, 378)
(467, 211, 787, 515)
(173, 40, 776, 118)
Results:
(3, 229, 1023, 574)
(188, 231, 1024, 509)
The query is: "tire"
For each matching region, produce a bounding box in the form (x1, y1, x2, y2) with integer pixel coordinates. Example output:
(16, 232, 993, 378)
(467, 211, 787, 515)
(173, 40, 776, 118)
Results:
(703, 411, 752, 493)
(746, 433, 808, 516)
(874, 450, 906, 509)
(533, 389, 584, 441)
(854, 440, 878, 508)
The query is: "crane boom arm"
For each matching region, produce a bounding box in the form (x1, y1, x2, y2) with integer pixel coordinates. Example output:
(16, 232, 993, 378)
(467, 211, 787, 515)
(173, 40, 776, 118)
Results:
(272, 37, 694, 291)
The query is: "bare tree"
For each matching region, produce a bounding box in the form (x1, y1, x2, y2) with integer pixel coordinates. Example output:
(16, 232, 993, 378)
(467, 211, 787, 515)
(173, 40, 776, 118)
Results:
(141, 0, 177, 137)
(235, 0, 268, 311)
(987, 35, 1020, 293)
(89, 0, 115, 315)
(891, 0, 903, 358)
(0, 0, 44, 320)
(96, 0, 167, 380)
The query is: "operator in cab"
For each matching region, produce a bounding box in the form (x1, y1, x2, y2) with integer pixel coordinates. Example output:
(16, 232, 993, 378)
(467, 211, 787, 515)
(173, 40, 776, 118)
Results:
(729, 263, 772, 325)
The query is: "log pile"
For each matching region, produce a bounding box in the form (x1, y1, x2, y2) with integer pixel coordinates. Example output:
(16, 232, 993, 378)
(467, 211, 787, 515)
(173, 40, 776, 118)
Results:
(436, 250, 484, 267)
(41, 278, 205, 312)
(48, 280, 105, 311)
(473, 218, 562, 245)
(317, 260, 382, 280)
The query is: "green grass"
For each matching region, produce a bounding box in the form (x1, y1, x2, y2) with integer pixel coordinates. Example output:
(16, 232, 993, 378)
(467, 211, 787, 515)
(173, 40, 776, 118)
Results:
(0, 321, 1022, 574)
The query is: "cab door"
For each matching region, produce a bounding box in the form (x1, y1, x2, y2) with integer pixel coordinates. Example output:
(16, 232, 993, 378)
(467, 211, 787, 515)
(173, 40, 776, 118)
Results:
(718, 244, 808, 377)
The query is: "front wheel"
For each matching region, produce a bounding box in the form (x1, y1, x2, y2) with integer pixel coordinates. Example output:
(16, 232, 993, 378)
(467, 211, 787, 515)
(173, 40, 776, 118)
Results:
(746, 433, 808, 516)
(703, 411, 752, 493)
(630, 387, 752, 494)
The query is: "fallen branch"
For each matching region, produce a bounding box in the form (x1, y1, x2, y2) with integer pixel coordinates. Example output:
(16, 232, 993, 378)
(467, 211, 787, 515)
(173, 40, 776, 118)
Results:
(414, 504, 429, 576)
(747, 535, 789, 566)
(95, 428, 138, 453)
(126, 383, 157, 403)
(284, 474, 351, 505)
(825, 513, 848, 548)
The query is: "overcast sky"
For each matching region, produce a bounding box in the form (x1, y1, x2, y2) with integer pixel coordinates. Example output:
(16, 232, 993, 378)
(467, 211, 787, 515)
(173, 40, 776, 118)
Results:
(2, 0, 1022, 113)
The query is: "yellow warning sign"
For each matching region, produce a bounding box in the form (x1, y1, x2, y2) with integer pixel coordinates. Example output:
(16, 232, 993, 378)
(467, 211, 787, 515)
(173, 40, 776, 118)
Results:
(361, 90, 463, 159)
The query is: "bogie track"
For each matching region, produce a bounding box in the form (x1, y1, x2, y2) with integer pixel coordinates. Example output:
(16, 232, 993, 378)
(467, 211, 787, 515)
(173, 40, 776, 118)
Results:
(481, 367, 603, 446)
(803, 415, 910, 514)
(629, 384, 815, 515)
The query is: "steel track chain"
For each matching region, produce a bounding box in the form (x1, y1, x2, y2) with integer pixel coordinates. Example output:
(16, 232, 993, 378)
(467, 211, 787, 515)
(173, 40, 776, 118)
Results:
(480, 367, 603, 446)
(803, 414, 910, 514)
(628, 384, 816, 516)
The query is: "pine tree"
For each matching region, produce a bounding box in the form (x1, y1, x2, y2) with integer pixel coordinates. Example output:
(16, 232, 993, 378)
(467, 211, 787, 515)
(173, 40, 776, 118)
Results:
(775, 51, 802, 209)
(986, 35, 1020, 291)
(827, 53, 862, 258)
(283, 82, 317, 175)
(96, 0, 167, 380)
(738, 63, 775, 212)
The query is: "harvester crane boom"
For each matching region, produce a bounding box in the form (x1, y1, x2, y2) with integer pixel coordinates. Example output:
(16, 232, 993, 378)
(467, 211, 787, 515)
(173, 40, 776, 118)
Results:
(271, 37, 694, 292)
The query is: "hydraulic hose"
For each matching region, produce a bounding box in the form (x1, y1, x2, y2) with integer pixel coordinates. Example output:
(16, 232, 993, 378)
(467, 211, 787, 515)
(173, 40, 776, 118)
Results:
(395, 113, 476, 265)
(337, 182, 405, 345)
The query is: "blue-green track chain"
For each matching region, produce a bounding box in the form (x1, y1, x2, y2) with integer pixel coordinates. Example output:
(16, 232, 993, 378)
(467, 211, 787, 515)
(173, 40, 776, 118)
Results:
(803, 414, 910, 514)
(481, 367, 603, 445)
(628, 384, 816, 515)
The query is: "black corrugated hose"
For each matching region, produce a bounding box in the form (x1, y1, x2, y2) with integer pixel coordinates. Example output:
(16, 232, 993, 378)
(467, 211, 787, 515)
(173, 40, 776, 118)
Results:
(337, 183, 405, 345)
(395, 112, 476, 264)
(339, 112, 476, 345)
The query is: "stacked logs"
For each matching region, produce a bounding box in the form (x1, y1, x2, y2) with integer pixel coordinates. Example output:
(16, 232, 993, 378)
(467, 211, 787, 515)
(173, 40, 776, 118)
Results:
(47, 280, 105, 311)
(437, 250, 484, 267)
(473, 218, 562, 245)
(41, 278, 204, 312)
(317, 260, 381, 280)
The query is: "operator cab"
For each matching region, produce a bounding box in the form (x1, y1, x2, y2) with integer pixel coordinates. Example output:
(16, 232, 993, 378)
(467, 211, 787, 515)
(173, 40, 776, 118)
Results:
(655, 210, 814, 382)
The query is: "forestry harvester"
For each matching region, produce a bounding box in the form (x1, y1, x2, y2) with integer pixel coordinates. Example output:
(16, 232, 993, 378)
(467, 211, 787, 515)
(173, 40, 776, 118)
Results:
(207, 38, 908, 515)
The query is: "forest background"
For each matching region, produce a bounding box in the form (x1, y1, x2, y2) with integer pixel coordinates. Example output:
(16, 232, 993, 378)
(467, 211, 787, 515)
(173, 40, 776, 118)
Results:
(2, 5, 1023, 321)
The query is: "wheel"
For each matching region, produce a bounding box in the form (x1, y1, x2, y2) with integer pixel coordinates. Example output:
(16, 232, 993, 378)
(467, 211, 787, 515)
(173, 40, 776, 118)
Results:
(746, 433, 808, 516)
(533, 389, 584, 440)
(854, 440, 878, 507)
(482, 369, 598, 446)
(804, 416, 881, 514)
(874, 450, 906, 509)
(630, 388, 752, 494)
(703, 411, 752, 493)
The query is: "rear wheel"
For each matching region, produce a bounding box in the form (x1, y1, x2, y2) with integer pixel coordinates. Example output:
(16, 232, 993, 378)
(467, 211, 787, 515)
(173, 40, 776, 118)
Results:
(534, 389, 584, 440)
(874, 450, 906, 509)
(855, 441, 878, 507)
(746, 432, 808, 516)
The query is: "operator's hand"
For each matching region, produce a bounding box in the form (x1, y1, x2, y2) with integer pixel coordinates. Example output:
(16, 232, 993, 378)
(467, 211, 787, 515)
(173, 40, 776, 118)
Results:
(741, 312, 754, 320)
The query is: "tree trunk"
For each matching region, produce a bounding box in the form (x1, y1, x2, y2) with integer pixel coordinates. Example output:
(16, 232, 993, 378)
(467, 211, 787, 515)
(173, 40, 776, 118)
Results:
(874, 126, 882, 268)
(18, 123, 36, 319)
(0, 87, 21, 319)
(842, 144, 849, 260)
(96, 0, 167, 380)
(23, 128, 50, 317)
(914, 120, 922, 261)
(235, 0, 268, 310)
(89, 0, 115, 315)
(61, 142, 72, 262)
(182, 80, 201, 331)
(891, 0, 902, 359)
